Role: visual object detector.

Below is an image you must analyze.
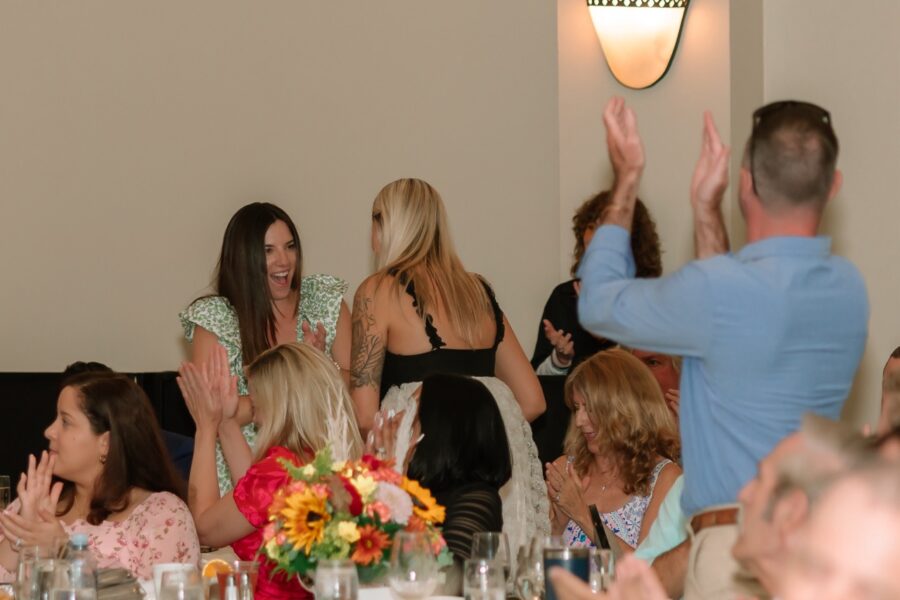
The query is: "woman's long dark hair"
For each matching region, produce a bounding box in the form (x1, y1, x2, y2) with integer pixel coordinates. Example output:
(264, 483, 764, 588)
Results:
(56, 372, 184, 525)
(213, 202, 303, 365)
(407, 374, 511, 491)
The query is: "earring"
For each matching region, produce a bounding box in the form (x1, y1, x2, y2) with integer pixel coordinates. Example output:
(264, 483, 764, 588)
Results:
(100, 455, 107, 465)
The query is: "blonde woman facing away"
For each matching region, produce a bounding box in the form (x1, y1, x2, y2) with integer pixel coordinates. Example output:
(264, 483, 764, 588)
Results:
(179, 342, 362, 600)
(349, 178, 549, 553)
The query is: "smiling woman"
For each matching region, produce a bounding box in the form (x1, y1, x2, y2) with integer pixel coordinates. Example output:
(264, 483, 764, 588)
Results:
(0, 372, 199, 582)
(180, 202, 353, 494)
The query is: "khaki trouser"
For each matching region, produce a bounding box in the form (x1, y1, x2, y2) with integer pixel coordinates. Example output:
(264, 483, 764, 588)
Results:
(683, 504, 750, 600)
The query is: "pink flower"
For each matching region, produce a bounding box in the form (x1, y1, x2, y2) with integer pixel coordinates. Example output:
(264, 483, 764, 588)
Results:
(263, 524, 276, 540)
(374, 483, 413, 525)
(365, 501, 392, 523)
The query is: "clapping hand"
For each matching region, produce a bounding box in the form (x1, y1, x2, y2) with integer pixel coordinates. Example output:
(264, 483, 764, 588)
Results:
(0, 452, 64, 549)
(603, 97, 645, 181)
(301, 321, 328, 353)
(664, 389, 680, 420)
(543, 320, 574, 367)
(178, 343, 237, 433)
(545, 459, 590, 524)
(690, 111, 730, 213)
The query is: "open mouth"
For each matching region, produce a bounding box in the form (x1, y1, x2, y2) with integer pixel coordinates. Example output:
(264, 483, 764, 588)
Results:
(270, 271, 291, 286)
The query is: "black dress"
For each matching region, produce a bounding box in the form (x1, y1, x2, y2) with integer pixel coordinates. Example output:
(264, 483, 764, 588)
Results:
(379, 278, 505, 399)
(434, 482, 504, 563)
(530, 279, 614, 371)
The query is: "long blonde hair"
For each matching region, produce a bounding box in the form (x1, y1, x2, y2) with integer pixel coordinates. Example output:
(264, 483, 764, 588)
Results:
(372, 178, 493, 347)
(564, 349, 679, 496)
(247, 342, 363, 461)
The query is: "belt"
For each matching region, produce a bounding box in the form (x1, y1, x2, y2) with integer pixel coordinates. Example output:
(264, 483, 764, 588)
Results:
(690, 507, 738, 534)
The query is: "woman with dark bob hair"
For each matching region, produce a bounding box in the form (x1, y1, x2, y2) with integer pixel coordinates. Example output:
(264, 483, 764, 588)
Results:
(407, 373, 512, 563)
(0, 372, 199, 581)
(532, 191, 662, 375)
(545, 349, 680, 552)
(181, 202, 351, 494)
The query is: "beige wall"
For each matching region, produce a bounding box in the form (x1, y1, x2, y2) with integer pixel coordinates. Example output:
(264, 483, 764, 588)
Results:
(0, 1, 560, 371)
(763, 0, 900, 426)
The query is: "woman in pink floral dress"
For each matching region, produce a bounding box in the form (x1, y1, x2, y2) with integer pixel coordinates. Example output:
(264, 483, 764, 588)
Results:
(0, 372, 200, 581)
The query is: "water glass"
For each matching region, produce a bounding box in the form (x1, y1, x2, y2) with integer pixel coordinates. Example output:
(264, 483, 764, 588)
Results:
(588, 549, 614, 593)
(0, 476, 10, 510)
(470, 532, 510, 585)
(388, 531, 438, 600)
(542, 544, 589, 600)
(514, 537, 545, 600)
(159, 568, 204, 600)
(314, 559, 359, 600)
(17, 543, 65, 600)
(463, 559, 504, 600)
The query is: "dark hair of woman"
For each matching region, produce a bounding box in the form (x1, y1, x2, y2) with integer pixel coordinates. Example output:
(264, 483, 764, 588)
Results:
(55, 372, 185, 525)
(407, 374, 512, 491)
(570, 191, 662, 277)
(213, 202, 303, 364)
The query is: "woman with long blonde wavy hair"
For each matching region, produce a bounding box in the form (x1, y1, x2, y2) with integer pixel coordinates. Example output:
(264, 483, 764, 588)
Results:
(350, 177, 548, 553)
(545, 349, 681, 552)
(179, 342, 362, 600)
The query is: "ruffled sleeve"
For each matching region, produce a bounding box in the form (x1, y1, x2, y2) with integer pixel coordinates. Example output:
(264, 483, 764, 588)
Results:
(299, 274, 348, 354)
(179, 296, 248, 395)
(233, 447, 302, 527)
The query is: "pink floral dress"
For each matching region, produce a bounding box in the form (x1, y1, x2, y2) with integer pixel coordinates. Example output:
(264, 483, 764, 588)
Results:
(0, 491, 200, 582)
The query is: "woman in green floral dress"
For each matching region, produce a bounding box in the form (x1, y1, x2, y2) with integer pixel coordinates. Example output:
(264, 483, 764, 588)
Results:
(180, 202, 351, 494)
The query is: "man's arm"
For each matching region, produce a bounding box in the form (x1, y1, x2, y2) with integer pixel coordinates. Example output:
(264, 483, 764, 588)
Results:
(651, 540, 690, 599)
(690, 111, 731, 259)
(598, 97, 645, 231)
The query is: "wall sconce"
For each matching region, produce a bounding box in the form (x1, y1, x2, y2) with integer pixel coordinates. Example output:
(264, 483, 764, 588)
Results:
(587, 0, 690, 89)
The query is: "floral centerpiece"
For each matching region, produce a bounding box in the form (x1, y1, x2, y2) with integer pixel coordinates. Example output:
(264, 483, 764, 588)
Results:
(260, 447, 453, 584)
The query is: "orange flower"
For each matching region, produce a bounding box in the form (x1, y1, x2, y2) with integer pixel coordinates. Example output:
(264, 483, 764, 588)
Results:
(351, 525, 391, 566)
(400, 478, 445, 524)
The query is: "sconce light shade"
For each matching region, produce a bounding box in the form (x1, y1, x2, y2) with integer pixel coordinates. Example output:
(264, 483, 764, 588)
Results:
(587, 0, 689, 89)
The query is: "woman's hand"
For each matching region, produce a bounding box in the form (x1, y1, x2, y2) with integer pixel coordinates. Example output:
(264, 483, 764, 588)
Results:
(1, 488, 65, 550)
(543, 320, 574, 367)
(16, 452, 63, 522)
(664, 389, 680, 420)
(206, 344, 239, 422)
(177, 362, 223, 434)
(301, 320, 328, 353)
(545, 460, 590, 525)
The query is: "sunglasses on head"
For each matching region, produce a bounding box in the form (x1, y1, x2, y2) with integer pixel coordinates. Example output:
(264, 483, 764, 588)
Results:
(749, 100, 835, 195)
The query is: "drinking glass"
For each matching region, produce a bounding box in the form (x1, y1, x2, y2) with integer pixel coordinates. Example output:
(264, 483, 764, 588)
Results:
(159, 568, 204, 600)
(470, 532, 510, 585)
(463, 559, 505, 600)
(17, 542, 66, 600)
(387, 531, 438, 600)
(514, 537, 545, 600)
(314, 559, 359, 600)
(588, 549, 614, 593)
(0, 476, 10, 510)
(214, 561, 259, 600)
(542, 544, 589, 600)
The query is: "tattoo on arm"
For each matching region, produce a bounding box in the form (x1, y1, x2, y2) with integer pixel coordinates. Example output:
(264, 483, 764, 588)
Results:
(350, 290, 384, 391)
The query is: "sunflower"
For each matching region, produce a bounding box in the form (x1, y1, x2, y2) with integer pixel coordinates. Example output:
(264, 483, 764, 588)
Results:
(400, 478, 445, 524)
(279, 487, 331, 553)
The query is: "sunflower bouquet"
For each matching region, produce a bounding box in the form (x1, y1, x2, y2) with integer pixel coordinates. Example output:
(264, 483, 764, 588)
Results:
(260, 447, 452, 583)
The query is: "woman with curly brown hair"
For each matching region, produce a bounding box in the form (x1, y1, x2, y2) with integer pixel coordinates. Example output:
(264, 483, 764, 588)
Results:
(531, 191, 662, 375)
(545, 349, 680, 551)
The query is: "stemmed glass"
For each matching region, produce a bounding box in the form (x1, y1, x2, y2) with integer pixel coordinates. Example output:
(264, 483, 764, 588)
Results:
(514, 536, 545, 600)
(470, 532, 510, 588)
(159, 568, 204, 600)
(387, 531, 438, 600)
(463, 559, 505, 600)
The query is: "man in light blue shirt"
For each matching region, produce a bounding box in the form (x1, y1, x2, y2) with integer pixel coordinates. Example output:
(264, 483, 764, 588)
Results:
(577, 98, 868, 598)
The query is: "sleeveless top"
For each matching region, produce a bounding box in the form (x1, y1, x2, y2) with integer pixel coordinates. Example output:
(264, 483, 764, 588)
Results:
(563, 459, 673, 549)
(179, 273, 347, 494)
(379, 276, 505, 399)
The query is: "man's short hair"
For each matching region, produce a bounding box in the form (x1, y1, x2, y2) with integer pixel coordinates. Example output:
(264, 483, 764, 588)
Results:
(766, 414, 871, 517)
(891, 346, 900, 360)
(748, 101, 839, 209)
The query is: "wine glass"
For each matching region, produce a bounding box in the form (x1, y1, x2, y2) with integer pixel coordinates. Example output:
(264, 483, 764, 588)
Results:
(463, 559, 505, 600)
(315, 559, 359, 600)
(589, 548, 615, 593)
(387, 531, 438, 600)
(470, 532, 510, 586)
(514, 536, 545, 600)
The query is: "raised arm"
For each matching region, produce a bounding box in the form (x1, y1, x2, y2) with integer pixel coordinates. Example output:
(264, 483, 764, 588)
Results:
(690, 111, 731, 258)
(191, 326, 254, 427)
(597, 96, 645, 231)
(349, 277, 388, 434)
